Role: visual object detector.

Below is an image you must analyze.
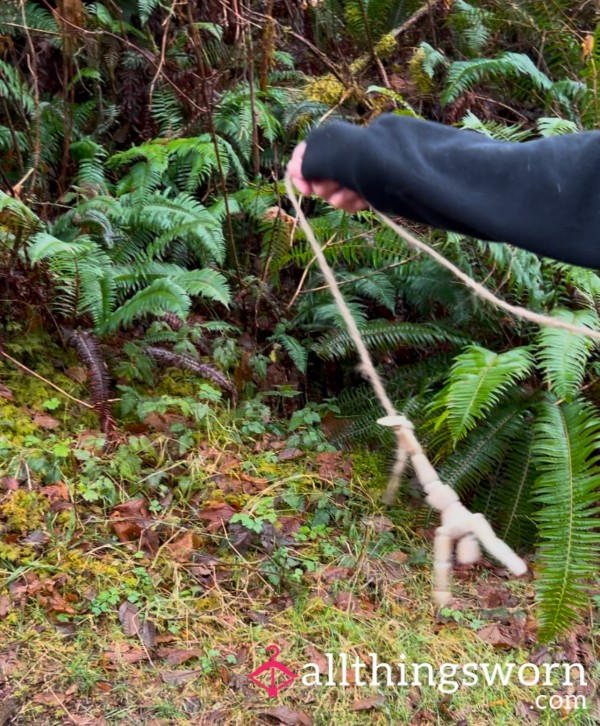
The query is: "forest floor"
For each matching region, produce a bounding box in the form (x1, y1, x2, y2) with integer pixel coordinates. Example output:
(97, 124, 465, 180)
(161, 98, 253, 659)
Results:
(0, 344, 598, 726)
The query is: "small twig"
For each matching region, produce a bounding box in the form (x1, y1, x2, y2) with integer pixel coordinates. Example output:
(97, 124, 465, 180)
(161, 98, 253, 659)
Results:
(148, 0, 178, 106)
(286, 233, 336, 310)
(356, 0, 389, 88)
(302, 256, 417, 294)
(20, 0, 41, 194)
(390, 0, 444, 39)
(0, 350, 94, 409)
(11, 167, 34, 199)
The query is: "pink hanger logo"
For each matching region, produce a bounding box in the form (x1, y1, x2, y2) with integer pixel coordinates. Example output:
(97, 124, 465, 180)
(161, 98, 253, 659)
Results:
(248, 644, 297, 698)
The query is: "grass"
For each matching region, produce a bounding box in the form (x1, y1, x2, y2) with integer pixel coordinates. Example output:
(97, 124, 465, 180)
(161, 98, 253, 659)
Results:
(0, 353, 598, 725)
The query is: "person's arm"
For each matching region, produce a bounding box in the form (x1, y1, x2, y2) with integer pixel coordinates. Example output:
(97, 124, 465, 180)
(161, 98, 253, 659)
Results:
(300, 114, 600, 269)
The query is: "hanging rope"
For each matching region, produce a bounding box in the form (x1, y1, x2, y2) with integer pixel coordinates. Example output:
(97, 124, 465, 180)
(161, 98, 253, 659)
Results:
(283, 172, 563, 605)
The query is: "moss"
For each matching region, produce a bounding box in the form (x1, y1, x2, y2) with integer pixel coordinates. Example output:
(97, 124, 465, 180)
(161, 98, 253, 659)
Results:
(408, 46, 433, 93)
(304, 74, 363, 105)
(0, 402, 39, 447)
(0, 541, 27, 562)
(61, 549, 123, 582)
(375, 33, 397, 58)
(154, 371, 197, 398)
(349, 56, 369, 75)
(1, 490, 49, 533)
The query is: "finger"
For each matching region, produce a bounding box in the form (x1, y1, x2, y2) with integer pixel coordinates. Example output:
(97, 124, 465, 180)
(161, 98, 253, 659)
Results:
(312, 180, 341, 200)
(291, 175, 313, 196)
(348, 196, 369, 213)
(287, 142, 305, 177)
(328, 188, 359, 209)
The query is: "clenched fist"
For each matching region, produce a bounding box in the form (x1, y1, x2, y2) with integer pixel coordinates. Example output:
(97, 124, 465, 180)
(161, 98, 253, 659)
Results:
(287, 141, 368, 213)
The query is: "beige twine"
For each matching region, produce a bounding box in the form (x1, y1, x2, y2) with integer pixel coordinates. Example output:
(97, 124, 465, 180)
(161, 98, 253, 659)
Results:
(283, 172, 568, 605)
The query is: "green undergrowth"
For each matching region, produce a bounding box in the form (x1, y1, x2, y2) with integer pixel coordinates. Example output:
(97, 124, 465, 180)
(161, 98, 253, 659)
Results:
(0, 358, 598, 725)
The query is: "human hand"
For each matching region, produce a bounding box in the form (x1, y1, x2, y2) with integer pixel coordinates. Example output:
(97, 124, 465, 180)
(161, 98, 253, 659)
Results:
(287, 141, 368, 213)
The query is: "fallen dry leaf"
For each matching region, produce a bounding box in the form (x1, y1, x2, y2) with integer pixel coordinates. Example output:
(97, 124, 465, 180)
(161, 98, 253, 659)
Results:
(110, 498, 159, 554)
(352, 694, 386, 711)
(305, 644, 328, 674)
(37, 588, 76, 616)
(157, 647, 202, 666)
(0, 384, 13, 400)
(514, 700, 541, 722)
(197, 501, 238, 533)
(144, 411, 187, 432)
(160, 669, 199, 686)
(476, 624, 520, 649)
(105, 646, 147, 664)
(117, 602, 155, 647)
(320, 566, 351, 583)
(141, 619, 157, 648)
(333, 591, 376, 615)
(165, 530, 199, 562)
(277, 447, 303, 461)
(0, 596, 10, 618)
(1, 476, 18, 491)
(21, 530, 50, 547)
(259, 707, 312, 726)
(315, 450, 352, 480)
(0, 698, 16, 726)
(118, 601, 142, 638)
(41, 481, 70, 503)
(33, 413, 60, 430)
(362, 514, 394, 533)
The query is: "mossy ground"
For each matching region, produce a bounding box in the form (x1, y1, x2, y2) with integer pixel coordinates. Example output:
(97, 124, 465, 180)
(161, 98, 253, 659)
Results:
(0, 356, 598, 725)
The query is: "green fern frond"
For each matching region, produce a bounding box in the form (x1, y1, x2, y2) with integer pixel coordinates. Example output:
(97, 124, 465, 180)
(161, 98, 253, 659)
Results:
(448, 0, 494, 56)
(432, 344, 534, 443)
(71, 138, 108, 193)
(535, 308, 598, 401)
(137, 0, 162, 23)
(0, 2, 59, 41)
(554, 264, 600, 307)
(109, 141, 170, 201)
(273, 333, 308, 374)
(532, 398, 600, 641)
(0, 60, 34, 116)
(101, 278, 191, 333)
(536, 117, 579, 137)
(137, 192, 224, 264)
(26, 232, 94, 263)
(341, 269, 397, 312)
(442, 52, 552, 106)
(480, 428, 537, 551)
(313, 320, 469, 360)
(1, 192, 42, 238)
(460, 111, 532, 142)
(150, 87, 184, 138)
(438, 401, 526, 496)
(172, 269, 231, 307)
(79, 266, 117, 326)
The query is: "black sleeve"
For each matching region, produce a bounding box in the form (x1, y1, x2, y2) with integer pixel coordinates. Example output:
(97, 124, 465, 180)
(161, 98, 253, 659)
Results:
(301, 114, 600, 269)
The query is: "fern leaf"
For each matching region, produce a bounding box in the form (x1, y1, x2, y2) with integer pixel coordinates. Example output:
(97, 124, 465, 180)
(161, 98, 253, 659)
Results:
(276, 334, 308, 374)
(433, 344, 533, 443)
(27, 233, 92, 263)
(173, 269, 231, 307)
(479, 427, 537, 550)
(101, 278, 190, 333)
(442, 52, 552, 106)
(313, 321, 469, 360)
(438, 401, 526, 496)
(532, 399, 600, 641)
(535, 308, 598, 402)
